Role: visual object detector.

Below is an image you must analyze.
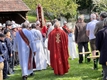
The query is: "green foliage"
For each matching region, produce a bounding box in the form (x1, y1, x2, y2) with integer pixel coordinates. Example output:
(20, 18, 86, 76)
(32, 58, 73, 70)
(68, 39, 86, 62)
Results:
(76, 0, 93, 10)
(6, 59, 102, 80)
(22, 0, 78, 19)
(93, 0, 107, 12)
(27, 15, 36, 23)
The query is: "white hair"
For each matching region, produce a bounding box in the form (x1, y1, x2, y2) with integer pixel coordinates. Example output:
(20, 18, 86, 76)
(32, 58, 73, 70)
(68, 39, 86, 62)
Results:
(78, 15, 84, 20)
(36, 20, 40, 25)
(54, 21, 60, 28)
(90, 13, 96, 19)
(47, 22, 52, 26)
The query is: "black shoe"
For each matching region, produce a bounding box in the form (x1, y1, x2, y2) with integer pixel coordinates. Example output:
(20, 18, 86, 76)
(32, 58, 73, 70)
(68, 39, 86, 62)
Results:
(30, 73, 34, 76)
(22, 76, 27, 80)
(3, 76, 9, 79)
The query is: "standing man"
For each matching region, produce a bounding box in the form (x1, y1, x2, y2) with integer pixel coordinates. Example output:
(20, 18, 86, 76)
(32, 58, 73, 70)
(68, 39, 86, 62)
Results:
(31, 23, 47, 71)
(75, 15, 89, 63)
(94, 12, 107, 36)
(48, 21, 69, 75)
(13, 23, 36, 80)
(96, 18, 107, 80)
(86, 13, 99, 56)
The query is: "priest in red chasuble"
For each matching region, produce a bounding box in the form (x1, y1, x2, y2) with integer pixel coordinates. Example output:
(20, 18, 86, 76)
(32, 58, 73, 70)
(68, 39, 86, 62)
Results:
(48, 21, 69, 75)
(62, 21, 70, 34)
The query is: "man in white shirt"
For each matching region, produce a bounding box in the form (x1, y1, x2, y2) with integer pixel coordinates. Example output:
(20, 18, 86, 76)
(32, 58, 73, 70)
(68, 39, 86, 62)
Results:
(86, 13, 99, 56)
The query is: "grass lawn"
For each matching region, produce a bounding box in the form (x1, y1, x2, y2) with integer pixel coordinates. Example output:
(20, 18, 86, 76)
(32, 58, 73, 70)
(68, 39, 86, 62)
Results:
(27, 15, 36, 23)
(6, 58, 102, 80)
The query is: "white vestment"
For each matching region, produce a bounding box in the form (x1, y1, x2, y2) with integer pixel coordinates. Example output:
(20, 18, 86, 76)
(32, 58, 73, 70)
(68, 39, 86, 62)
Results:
(31, 29, 47, 70)
(68, 33, 78, 60)
(44, 38, 50, 65)
(47, 26, 54, 37)
(13, 28, 36, 76)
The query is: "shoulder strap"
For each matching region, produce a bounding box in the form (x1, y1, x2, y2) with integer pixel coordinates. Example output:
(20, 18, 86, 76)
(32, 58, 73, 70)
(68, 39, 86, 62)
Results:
(18, 30, 36, 70)
(19, 30, 29, 46)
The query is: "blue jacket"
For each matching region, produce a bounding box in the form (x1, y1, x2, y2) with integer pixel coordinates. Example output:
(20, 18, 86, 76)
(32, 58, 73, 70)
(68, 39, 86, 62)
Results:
(5, 38, 12, 58)
(0, 40, 8, 61)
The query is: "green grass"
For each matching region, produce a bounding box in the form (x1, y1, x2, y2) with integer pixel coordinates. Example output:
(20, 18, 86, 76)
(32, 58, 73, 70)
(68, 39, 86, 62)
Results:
(27, 15, 36, 23)
(6, 58, 102, 80)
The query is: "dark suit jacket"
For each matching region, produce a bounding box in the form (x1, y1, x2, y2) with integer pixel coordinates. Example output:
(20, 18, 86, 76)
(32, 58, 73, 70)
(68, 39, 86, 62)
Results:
(94, 21, 104, 36)
(96, 27, 107, 65)
(0, 40, 8, 60)
(75, 22, 89, 43)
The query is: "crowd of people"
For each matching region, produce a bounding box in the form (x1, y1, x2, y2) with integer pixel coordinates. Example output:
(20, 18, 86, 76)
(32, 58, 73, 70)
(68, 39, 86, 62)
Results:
(75, 12, 107, 80)
(0, 19, 73, 80)
(0, 12, 107, 80)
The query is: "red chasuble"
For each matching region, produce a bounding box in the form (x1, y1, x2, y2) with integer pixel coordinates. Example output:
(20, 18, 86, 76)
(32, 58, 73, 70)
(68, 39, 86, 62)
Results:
(48, 28, 69, 75)
(62, 25, 70, 34)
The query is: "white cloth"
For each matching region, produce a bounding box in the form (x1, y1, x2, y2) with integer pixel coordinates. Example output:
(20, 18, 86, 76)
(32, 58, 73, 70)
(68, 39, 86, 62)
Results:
(47, 26, 54, 37)
(13, 28, 36, 76)
(86, 20, 99, 40)
(44, 38, 50, 65)
(31, 29, 47, 70)
(68, 33, 78, 59)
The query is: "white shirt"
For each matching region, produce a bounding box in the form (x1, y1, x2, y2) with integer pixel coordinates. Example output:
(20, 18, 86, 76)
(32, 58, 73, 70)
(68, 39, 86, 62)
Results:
(86, 20, 99, 40)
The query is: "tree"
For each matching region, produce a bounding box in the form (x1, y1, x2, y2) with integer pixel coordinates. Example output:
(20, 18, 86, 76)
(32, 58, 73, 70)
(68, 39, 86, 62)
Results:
(92, 0, 107, 12)
(22, 0, 78, 20)
(76, 0, 93, 14)
(76, 0, 93, 10)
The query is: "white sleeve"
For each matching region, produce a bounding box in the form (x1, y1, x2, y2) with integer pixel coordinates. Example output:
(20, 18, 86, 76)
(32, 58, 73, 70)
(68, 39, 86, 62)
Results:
(86, 23, 89, 31)
(72, 34, 75, 41)
(29, 32, 37, 52)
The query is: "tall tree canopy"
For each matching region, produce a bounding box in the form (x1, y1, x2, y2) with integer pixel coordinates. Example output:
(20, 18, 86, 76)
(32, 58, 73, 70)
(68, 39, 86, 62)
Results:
(92, 0, 107, 12)
(76, 0, 93, 11)
(23, 0, 78, 19)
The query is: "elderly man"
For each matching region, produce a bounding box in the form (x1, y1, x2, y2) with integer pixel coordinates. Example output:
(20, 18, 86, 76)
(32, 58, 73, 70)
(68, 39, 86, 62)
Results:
(48, 21, 69, 75)
(75, 15, 89, 63)
(13, 23, 36, 80)
(86, 13, 99, 56)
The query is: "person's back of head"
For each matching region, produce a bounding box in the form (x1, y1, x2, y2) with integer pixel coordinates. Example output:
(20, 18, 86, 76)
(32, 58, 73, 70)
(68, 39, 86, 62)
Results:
(22, 22, 29, 28)
(90, 13, 96, 20)
(35, 21, 40, 27)
(54, 21, 60, 28)
(47, 22, 52, 28)
(100, 12, 107, 20)
(5, 20, 12, 27)
(103, 18, 107, 27)
(78, 15, 84, 22)
(31, 23, 36, 29)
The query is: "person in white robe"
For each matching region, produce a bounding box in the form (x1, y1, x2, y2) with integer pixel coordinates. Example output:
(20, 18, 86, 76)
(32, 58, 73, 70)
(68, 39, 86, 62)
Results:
(43, 22, 54, 65)
(46, 22, 54, 37)
(68, 29, 78, 60)
(44, 37, 50, 65)
(13, 23, 36, 80)
(31, 23, 47, 70)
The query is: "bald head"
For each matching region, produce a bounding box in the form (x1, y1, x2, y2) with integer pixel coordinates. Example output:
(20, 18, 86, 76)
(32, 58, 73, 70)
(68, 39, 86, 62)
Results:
(54, 21, 60, 28)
